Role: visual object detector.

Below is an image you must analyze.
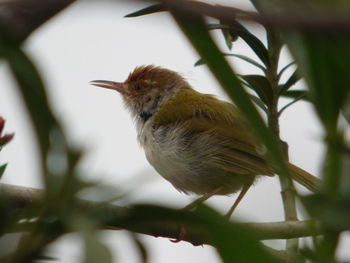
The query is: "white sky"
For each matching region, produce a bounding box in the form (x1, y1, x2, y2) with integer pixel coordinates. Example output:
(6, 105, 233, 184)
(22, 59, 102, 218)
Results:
(1, 1, 348, 262)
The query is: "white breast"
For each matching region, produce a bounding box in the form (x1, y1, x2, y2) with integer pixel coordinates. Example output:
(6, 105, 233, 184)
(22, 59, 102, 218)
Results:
(136, 118, 195, 193)
(135, 117, 256, 195)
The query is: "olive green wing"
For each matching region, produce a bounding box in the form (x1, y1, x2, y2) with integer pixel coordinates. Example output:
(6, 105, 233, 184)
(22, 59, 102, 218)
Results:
(153, 89, 273, 176)
(183, 118, 273, 176)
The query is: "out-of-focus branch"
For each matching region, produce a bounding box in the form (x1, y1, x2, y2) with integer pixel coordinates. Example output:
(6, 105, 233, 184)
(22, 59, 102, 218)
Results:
(1, 183, 322, 244)
(0, 0, 76, 42)
(153, 0, 350, 30)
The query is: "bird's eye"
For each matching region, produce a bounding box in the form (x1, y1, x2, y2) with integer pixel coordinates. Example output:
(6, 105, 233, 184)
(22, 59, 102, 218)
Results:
(136, 85, 142, 90)
(146, 97, 151, 102)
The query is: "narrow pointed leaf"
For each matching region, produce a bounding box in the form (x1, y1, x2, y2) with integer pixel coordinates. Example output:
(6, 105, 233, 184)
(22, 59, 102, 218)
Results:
(285, 32, 350, 138)
(250, 95, 268, 114)
(207, 22, 269, 66)
(280, 69, 301, 93)
(195, 53, 266, 73)
(124, 4, 164, 17)
(0, 25, 55, 183)
(226, 54, 266, 72)
(280, 89, 309, 101)
(284, 26, 350, 194)
(278, 95, 306, 116)
(221, 28, 233, 50)
(0, 20, 81, 195)
(194, 58, 206, 66)
(219, 19, 239, 50)
(195, 206, 280, 263)
(226, 25, 269, 66)
(278, 61, 295, 80)
(240, 75, 273, 106)
(0, 163, 7, 178)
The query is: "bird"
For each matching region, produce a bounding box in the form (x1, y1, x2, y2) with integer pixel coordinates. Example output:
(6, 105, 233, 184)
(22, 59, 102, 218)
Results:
(91, 65, 320, 217)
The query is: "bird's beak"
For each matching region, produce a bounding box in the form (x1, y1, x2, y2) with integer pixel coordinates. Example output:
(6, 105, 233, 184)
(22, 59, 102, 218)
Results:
(90, 80, 126, 94)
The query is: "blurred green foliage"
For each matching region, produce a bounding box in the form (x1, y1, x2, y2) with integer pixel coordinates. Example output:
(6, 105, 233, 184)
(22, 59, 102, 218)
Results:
(1, 0, 350, 262)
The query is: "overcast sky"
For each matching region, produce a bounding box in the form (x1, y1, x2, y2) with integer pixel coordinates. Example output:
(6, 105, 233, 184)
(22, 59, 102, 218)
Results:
(1, 1, 348, 262)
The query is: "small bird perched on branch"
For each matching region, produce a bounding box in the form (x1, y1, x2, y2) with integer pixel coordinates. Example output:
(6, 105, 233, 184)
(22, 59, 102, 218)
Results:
(91, 65, 319, 217)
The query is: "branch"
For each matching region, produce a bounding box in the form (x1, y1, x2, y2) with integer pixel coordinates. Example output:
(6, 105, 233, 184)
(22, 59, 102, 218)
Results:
(0, 0, 76, 42)
(1, 183, 322, 244)
(265, 25, 300, 259)
(155, 0, 350, 31)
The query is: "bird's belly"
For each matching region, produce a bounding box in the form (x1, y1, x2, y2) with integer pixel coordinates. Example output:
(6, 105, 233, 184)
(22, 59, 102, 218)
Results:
(138, 124, 255, 195)
(140, 129, 193, 192)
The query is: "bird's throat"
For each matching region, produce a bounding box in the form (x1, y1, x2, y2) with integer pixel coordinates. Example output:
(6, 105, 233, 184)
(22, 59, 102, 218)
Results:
(140, 111, 153, 122)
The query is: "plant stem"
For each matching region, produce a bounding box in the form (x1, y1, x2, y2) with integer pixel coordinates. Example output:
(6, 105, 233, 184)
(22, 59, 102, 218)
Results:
(0, 183, 324, 241)
(266, 28, 300, 261)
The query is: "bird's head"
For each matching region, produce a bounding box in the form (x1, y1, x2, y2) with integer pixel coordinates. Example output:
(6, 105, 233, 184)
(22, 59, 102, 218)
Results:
(91, 65, 188, 121)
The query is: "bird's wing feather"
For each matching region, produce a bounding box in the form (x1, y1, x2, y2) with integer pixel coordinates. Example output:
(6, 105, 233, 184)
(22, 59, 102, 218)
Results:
(153, 89, 273, 176)
(183, 118, 273, 176)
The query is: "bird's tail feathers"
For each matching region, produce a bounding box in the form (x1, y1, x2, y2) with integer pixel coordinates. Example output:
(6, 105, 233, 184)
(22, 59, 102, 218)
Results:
(288, 163, 320, 192)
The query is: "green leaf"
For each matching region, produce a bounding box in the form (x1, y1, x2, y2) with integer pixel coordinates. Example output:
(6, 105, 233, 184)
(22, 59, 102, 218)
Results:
(285, 32, 350, 139)
(221, 27, 233, 50)
(303, 194, 350, 232)
(280, 69, 301, 93)
(278, 95, 306, 116)
(167, 2, 289, 179)
(285, 29, 350, 194)
(69, 215, 112, 263)
(1, 47, 54, 157)
(194, 58, 205, 66)
(0, 22, 59, 187)
(218, 20, 239, 50)
(195, 53, 266, 73)
(83, 233, 112, 263)
(127, 7, 269, 66)
(0, 20, 86, 199)
(195, 206, 281, 263)
(0, 163, 7, 179)
(280, 89, 309, 101)
(277, 61, 295, 80)
(250, 95, 268, 114)
(226, 54, 266, 73)
(239, 74, 273, 106)
(124, 4, 164, 17)
(208, 23, 269, 66)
